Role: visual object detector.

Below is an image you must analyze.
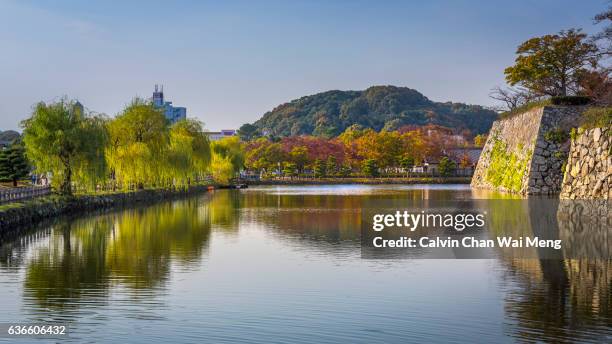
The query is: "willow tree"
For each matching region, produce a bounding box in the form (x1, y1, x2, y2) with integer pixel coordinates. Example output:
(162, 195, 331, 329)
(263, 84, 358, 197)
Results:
(165, 119, 212, 187)
(106, 98, 168, 189)
(210, 136, 245, 184)
(21, 99, 108, 195)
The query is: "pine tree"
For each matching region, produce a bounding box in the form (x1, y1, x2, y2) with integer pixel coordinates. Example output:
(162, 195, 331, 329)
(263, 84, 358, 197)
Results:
(438, 157, 456, 177)
(0, 143, 30, 187)
(282, 162, 297, 177)
(339, 164, 352, 177)
(325, 156, 337, 176)
(313, 159, 326, 178)
(399, 155, 415, 170)
(362, 159, 379, 177)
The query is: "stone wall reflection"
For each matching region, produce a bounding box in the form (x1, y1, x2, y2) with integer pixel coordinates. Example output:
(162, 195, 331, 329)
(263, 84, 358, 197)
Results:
(557, 200, 611, 259)
(499, 199, 611, 342)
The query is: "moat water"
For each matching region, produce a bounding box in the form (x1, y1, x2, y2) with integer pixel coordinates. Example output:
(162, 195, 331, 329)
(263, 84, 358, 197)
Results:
(0, 185, 609, 343)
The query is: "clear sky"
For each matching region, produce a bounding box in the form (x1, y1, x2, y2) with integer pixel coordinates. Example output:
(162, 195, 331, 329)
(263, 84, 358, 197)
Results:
(0, 0, 607, 131)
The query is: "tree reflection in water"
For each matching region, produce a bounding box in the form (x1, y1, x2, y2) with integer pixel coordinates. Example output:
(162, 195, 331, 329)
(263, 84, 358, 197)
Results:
(22, 196, 214, 313)
(0, 186, 608, 342)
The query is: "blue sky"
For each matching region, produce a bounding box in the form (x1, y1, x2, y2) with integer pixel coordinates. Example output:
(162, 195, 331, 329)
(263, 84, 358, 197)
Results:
(0, 0, 607, 131)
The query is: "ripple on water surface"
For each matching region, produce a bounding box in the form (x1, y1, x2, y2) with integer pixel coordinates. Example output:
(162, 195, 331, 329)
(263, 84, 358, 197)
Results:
(0, 185, 609, 343)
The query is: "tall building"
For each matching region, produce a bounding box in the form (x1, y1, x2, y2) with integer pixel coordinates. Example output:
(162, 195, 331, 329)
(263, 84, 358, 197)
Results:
(73, 100, 84, 115)
(152, 85, 186, 124)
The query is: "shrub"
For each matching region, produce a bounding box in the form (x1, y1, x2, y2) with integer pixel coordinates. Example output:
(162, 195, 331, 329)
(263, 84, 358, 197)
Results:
(580, 107, 612, 129)
(485, 138, 531, 193)
(544, 128, 570, 144)
(550, 96, 591, 106)
(553, 151, 566, 160)
(500, 99, 551, 119)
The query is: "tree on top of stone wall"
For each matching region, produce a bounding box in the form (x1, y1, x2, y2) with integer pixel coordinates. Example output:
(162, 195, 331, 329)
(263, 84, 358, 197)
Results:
(504, 29, 599, 97)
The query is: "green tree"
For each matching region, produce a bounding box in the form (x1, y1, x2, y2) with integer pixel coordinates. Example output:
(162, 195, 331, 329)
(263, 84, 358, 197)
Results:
(210, 136, 245, 183)
(338, 124, 367, 144)
(106, 98, 168, 189)
(399, 155, 415, 177)
(288, 146, 308, 172)
(282, 162, 297, 177)
(325, 156, 337, 176)
(0, 142, 30, 186)
(362, 159, 379, 177)
(313, 159, 326, 178)
(339, 164, 352, 177)
(167, 119, 212, 186)
(399, 155, 415, 170)
(237, 123, 259, 141)
(438, 157, 456, 177)
(210, 155, 235, 185)
(21, 99, 108, 195)
(504, 29, 599, 96)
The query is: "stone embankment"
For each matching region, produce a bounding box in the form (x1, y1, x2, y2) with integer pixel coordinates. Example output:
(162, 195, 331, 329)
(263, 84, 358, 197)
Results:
(560, 127, 610, 199)
(0, 186, 210, 237)
(472, 106, 584, 195)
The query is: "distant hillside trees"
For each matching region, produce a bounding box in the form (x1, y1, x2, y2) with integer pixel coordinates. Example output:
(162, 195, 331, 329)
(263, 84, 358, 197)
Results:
(244, 124, 472, 177)
(238, 123, 259, 141)
(0, 130, 20, 145)
(249, 86, 498, 138)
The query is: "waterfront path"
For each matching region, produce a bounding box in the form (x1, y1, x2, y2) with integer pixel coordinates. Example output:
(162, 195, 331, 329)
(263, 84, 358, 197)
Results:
(0, 186, 51, 203)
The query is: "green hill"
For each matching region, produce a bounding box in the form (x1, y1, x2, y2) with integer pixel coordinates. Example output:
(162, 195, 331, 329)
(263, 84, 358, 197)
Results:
(251, 86, 498, 137)
(0, 130, 20, 144)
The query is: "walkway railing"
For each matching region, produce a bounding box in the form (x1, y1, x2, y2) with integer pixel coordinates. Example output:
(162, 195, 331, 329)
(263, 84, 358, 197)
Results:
(0, 186, 51, 203)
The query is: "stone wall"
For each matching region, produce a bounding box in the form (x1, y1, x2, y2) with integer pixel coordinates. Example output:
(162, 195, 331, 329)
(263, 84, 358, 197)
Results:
(560, 127, 611, 199)
(472, 106, 584, 195)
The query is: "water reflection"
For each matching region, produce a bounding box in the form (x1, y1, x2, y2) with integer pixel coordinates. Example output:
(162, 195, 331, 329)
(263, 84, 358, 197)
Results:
(498, 199, 611, 343)
(237, 186, 612, 343)
(16, 196, 213, 316)
(0, 185, 608, 343)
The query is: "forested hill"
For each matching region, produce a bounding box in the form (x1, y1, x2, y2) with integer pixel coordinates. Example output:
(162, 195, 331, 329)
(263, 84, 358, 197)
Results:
(252, 86, 498, 137)
(0, 130, 20, 143)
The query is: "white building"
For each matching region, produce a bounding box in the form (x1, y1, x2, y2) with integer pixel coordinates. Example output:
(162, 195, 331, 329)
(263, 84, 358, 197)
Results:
(206, 129, 237, 141)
